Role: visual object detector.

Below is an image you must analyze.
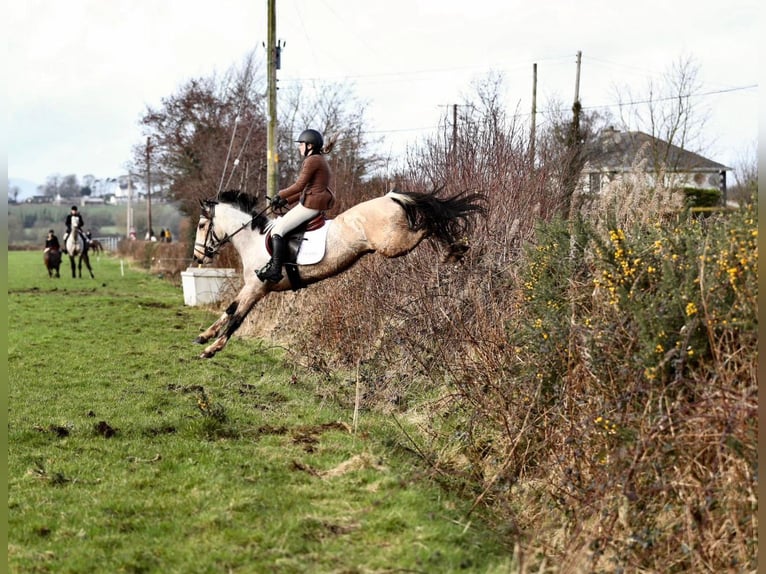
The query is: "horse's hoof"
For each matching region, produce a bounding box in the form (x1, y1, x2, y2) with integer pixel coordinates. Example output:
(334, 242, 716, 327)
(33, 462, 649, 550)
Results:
(193, 337, 206, 345)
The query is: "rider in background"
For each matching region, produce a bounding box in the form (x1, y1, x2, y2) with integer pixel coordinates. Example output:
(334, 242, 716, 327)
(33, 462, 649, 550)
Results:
(62, 205, 85, 253)
(256, 129, 335, 283)
(44, 229, 60, 254)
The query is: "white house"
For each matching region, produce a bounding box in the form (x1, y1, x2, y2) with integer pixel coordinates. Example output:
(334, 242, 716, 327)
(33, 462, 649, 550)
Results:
(578, 128, 730, 203)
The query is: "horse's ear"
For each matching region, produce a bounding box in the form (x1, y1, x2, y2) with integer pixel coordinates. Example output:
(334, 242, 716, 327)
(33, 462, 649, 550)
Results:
(199, 198, 218, 216)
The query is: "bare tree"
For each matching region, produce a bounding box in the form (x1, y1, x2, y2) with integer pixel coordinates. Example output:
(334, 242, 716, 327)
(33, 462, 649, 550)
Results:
(729, 139, 757, 205)
(277, 81, 384, 209)
(614, 55, 711, 181)
(133, 51, 267, 218)
(535, 94, 607, 217)
(135, 52, 381, 222)
(42, 174, 80, 199)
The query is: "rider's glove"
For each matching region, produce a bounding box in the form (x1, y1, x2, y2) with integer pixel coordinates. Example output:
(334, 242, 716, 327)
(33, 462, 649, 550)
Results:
(270, 195, 287, 208)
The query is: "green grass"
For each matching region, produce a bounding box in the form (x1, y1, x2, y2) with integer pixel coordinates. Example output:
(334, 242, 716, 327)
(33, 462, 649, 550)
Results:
(8, 251, 511, 573)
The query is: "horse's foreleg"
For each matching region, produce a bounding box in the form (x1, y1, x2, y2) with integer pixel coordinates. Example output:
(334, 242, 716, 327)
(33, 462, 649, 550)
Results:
(199, 286, 266, 359)
(194, 300, 237, 344)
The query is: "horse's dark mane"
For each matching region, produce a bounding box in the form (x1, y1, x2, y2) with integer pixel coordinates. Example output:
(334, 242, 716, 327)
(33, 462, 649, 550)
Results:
(218, 189, 261, 214)
(217, 190, 269, 231)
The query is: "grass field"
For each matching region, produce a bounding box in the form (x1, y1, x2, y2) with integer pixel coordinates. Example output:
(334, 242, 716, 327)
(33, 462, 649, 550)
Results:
(8, 251, 511, 573)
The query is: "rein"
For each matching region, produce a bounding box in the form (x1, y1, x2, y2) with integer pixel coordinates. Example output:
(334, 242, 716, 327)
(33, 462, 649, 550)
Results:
(195, 200, 271, 260)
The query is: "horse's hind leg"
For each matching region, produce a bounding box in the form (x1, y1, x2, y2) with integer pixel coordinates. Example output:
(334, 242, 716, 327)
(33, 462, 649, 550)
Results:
(83, 256, 94, 278)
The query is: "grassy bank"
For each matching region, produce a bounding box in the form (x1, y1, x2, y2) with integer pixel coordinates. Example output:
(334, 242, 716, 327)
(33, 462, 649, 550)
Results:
(8, 251, 511, 573)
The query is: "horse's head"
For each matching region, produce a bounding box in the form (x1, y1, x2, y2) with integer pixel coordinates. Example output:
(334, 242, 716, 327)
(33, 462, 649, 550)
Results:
(193, 192, 272, 264)
(192, 199, 221, 264)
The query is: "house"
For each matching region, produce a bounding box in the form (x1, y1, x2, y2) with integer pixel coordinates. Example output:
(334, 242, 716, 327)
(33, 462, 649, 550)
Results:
(579, 128, 730, 205)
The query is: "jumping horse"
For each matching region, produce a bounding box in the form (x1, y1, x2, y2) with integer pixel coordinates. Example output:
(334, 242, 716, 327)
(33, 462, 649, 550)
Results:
(44, 249, 61, 278)
(192, 188, 486, 358)
(66, 223, 95, 278)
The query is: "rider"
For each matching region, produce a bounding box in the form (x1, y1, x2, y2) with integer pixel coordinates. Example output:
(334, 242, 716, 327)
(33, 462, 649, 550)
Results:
(44, 229, 60, 253)
(256, 129, 335, 282)
(62, 205, 85, 253)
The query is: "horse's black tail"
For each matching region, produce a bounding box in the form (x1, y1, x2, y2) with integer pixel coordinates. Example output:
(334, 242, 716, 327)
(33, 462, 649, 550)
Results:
(388, 189, 487, 249)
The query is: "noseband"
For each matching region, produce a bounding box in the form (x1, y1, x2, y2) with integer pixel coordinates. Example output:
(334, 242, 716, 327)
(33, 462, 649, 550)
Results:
(195, 199, 269, 260)
(195, 201, 227, 260)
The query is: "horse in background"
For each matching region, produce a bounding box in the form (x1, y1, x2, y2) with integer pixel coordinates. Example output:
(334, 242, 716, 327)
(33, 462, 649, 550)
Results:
(44, 248, 61, 278)
(65, 225, 95, 278)
(89, 239, 104, 254)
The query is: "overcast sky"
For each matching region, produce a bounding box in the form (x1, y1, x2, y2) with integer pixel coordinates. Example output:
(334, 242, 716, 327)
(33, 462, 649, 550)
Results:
(7, 0, 759, 188)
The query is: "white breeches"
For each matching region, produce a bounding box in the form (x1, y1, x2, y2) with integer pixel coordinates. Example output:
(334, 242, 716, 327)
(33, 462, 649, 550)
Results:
(270, 203, 320, 237)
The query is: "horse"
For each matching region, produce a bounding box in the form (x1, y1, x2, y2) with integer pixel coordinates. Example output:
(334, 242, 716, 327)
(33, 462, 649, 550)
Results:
(44, 249, 61, 278)
(89, 239, 104, 254)
(191, 188, 486, 358)
(65, 226, 95, 278)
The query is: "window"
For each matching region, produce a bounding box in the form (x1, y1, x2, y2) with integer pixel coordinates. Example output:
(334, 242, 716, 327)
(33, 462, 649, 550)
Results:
(589, 172, 601, 194)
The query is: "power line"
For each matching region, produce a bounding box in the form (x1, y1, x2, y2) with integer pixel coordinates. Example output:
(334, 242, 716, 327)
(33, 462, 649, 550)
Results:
(578, 83, 758, 112)
(362, 83, 757, 136)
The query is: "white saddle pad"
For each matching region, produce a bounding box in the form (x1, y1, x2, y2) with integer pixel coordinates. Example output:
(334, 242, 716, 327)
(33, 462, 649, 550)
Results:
(295, 220, 333, 265)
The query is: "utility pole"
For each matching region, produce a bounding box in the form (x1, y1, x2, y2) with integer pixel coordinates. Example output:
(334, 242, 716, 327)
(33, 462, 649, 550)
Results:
(572, 50, 582, 145)
(563, 50, 583, 219)
(266, 0, 278, 200)
(145, 136, 153, 238)
(452, 104, 458, 157)
(530, 63, 537, 166)
(126, 177, 134, 239)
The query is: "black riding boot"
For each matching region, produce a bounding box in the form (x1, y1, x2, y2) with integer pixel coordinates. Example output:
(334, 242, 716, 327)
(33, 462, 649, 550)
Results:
(256, 234, 286, 282)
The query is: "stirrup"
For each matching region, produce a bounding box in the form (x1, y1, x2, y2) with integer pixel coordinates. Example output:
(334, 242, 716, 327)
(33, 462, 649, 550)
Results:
(256, 261, 283, 282)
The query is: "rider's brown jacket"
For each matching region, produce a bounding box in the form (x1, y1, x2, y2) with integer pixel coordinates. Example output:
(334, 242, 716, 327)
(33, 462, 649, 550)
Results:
(277, 154, 335, 211)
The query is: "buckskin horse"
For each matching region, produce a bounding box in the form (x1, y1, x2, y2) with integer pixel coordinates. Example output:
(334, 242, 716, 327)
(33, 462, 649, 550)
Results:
(191, 188, 485, 358)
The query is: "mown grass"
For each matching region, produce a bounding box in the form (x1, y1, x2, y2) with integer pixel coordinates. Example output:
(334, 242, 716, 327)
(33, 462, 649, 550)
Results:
(8, 251, 511, 573)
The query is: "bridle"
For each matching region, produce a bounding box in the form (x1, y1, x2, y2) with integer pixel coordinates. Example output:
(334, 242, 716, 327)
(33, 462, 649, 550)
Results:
(194, 199, 270, 261)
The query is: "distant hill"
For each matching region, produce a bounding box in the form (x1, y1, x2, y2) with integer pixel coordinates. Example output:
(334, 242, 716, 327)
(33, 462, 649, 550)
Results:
(9, 178, 42, 202)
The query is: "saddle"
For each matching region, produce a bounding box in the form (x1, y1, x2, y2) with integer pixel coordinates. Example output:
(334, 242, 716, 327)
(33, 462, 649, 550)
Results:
(264, 213, 326, 259)
(264, 213, 329, 291)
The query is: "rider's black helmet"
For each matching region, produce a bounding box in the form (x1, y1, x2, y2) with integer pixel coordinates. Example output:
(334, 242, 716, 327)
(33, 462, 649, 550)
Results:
(296, 129, 323, 153)
(71, 205, 79, 211)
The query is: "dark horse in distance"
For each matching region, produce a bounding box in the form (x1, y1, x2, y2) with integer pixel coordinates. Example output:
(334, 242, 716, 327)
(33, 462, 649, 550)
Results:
(44, 248, 61, 278)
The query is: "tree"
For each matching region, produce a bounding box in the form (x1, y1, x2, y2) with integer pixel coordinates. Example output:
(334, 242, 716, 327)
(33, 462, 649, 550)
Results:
(277, 81, 384, 209)
(729, 139, 757, 205)
(134, 51, 268, 218)
(42, 174, 80, 199)
(614, 55, 711, 184)
(534, 94, 607, 217)
(136, 50, 382, 222)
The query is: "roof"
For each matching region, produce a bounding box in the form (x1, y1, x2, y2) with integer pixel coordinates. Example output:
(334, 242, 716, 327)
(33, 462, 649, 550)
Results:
(584, 128, 729, 172)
